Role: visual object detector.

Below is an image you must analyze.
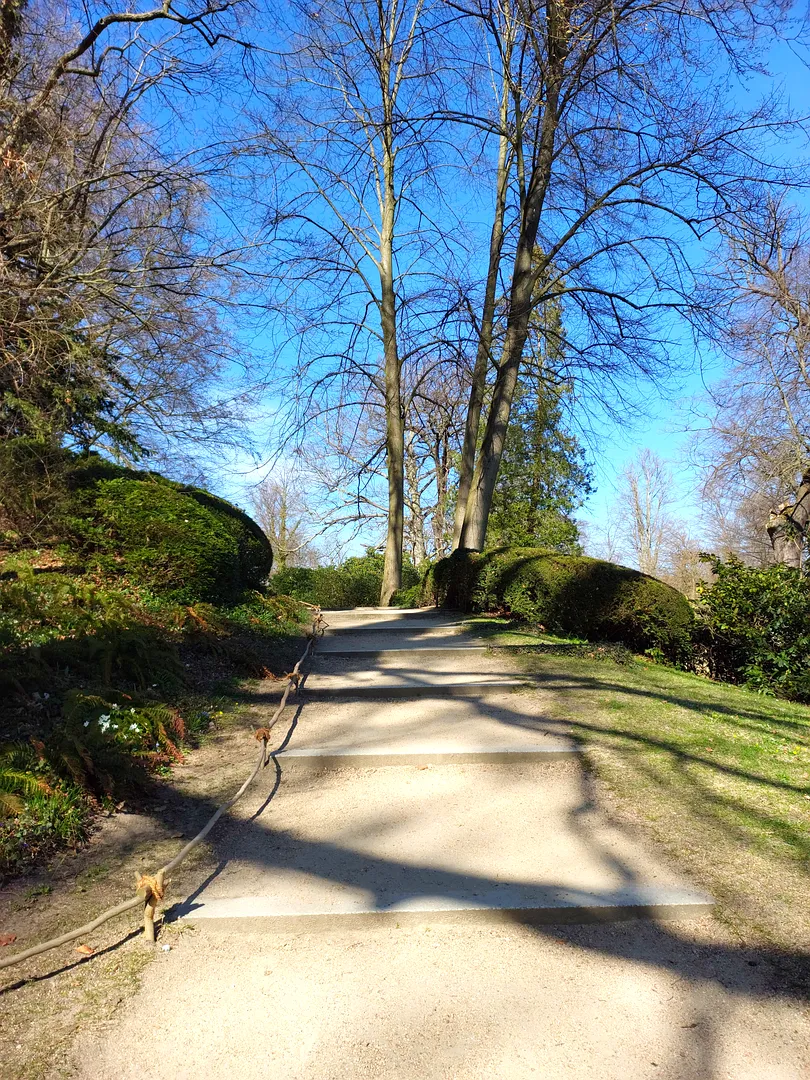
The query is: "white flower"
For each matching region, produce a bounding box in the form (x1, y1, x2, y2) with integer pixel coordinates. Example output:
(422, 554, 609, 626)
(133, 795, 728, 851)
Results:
(99, 714, 110, 722)
(130, 724, 139, 732)
(83, 721, 90, 728)
(112, 704, 120, 710)
(130, 707, 136, 714)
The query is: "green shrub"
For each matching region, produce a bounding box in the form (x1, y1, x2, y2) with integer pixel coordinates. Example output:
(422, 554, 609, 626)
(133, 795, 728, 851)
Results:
(430, 547, 694, 662)
(272, 549, 420, 609)
(67, 475, 272, 603)
(695, 556, 810, 701)
(392, 584, 425, 607)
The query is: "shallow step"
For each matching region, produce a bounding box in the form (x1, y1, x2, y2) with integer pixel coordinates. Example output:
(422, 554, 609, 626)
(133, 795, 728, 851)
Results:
(301, 671, 528, 698)
(320, 607, 448, 619)
(173, 885, 713, 931)
(169, 761, 712, 933)
(321, 619, 466, 636)
(316, 641, 486, 655)
(276, 741, 580, 770)
(272, 692, 575, 763)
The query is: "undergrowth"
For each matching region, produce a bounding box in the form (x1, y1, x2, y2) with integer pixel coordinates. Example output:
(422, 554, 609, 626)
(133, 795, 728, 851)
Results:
(0, 558, 307, 878)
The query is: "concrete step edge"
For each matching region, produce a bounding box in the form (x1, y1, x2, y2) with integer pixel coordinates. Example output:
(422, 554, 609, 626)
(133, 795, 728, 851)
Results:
(274, 744, 581, 769)
(316, 644, 488, 656)
(321, 623, 467, 636)
(172, 886, 713, 931)
(301, 678, 529, 699)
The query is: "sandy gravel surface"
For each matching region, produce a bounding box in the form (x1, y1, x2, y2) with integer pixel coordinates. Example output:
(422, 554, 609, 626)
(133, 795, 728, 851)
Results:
(64, 918, 809, 1080)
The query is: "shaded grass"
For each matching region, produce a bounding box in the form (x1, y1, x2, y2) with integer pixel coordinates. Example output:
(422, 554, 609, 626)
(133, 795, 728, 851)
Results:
(494, 622, 810, 953)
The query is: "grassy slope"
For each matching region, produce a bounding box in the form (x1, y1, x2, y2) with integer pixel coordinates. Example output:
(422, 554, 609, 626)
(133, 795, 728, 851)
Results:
(478, 619, 810, 955)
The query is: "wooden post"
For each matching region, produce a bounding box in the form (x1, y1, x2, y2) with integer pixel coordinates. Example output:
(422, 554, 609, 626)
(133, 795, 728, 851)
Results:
(142, 869, 165, 944)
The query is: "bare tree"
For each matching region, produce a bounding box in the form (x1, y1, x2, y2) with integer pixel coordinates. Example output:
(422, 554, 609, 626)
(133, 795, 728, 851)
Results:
(0, 0, 253, 470)
(245, 0, 454, 603)
(451, 0, 808, 551)
(697, 201, 810, 569)
(583, 515, 623, 565)
(660, 528, 712, 600)
(251, 470, 324, 569)
(619, 449, 673, 577)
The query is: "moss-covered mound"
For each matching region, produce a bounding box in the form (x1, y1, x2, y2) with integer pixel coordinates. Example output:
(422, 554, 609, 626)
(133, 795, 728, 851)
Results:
(427, 547, 694, 662)
(0, 445, 272, 603)
(66, 460, 272, 603)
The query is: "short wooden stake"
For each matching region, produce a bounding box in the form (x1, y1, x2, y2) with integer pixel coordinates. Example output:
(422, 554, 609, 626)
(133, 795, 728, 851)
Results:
(142, 869, 165, 944)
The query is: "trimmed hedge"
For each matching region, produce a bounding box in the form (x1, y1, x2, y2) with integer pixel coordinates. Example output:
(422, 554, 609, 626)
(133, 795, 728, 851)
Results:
(427, 547, 695, 662)
(78, 478, 272, 603)
(1, 447, 273, 603)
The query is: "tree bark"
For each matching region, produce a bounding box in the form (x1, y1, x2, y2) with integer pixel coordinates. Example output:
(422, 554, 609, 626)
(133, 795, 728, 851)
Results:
(459, 0, 567, 551)
(405, 429, 427, 564)
(379, 74, 404, 606)
(767, 470, 810, 569)
(452, 70, 511, 550)
(277, 489, 288, 570)
(433, 428, 450, 558)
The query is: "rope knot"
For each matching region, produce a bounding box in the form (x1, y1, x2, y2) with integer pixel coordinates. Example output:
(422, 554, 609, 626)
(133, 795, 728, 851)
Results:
(136, 872, 165, 902)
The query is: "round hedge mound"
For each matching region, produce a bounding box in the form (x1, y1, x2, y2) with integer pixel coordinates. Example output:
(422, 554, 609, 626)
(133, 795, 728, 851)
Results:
(427, 547, 694, 662)
(62, 457, 272, 603)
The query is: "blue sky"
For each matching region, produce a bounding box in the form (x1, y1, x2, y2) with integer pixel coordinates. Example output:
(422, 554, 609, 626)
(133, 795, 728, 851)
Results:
(184, 16, 810, 561)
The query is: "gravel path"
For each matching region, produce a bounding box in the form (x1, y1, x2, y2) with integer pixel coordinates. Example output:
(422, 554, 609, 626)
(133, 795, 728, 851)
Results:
(56, 610, 810, 1079)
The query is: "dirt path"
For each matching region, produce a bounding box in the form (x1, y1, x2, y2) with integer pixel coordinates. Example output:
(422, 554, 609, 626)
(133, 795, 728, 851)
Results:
(3, 611, 808, 1079)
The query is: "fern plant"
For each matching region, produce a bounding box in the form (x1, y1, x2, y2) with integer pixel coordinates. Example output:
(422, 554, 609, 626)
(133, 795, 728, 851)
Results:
(0, 743, 47, 817)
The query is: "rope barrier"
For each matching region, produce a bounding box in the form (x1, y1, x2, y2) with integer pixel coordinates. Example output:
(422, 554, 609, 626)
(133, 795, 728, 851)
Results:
(0, 610, 325, 974)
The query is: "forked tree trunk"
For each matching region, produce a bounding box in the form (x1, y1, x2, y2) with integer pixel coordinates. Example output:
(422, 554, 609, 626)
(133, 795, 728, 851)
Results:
(459, 0, 567, 551)
(767, 470, 810, 569)
(461, 157, 561, 547)
(452, 75, 511, 550)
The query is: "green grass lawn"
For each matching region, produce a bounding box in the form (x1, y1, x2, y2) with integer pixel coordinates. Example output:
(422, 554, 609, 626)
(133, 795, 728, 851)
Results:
(482, 620, 810, 954)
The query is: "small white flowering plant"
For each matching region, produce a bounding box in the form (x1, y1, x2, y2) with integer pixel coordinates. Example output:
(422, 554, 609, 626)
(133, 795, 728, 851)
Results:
(62, 690, 187, 784)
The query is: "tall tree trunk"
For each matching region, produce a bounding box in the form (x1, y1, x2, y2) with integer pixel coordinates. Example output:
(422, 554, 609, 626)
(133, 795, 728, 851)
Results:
(452, 74, 511, 550)
(433, 429, 450, 557)
(379, 107, 404, 606)
(767, 469, 810, 569)
(460, 1, 566, 551)
(277, 489, 288, 570)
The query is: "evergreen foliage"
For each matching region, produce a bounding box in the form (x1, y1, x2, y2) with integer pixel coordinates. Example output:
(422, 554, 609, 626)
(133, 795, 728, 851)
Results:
(485, 290, 591, 552)
(487, 379, 591, 551)
(428, 547, 695, 662)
